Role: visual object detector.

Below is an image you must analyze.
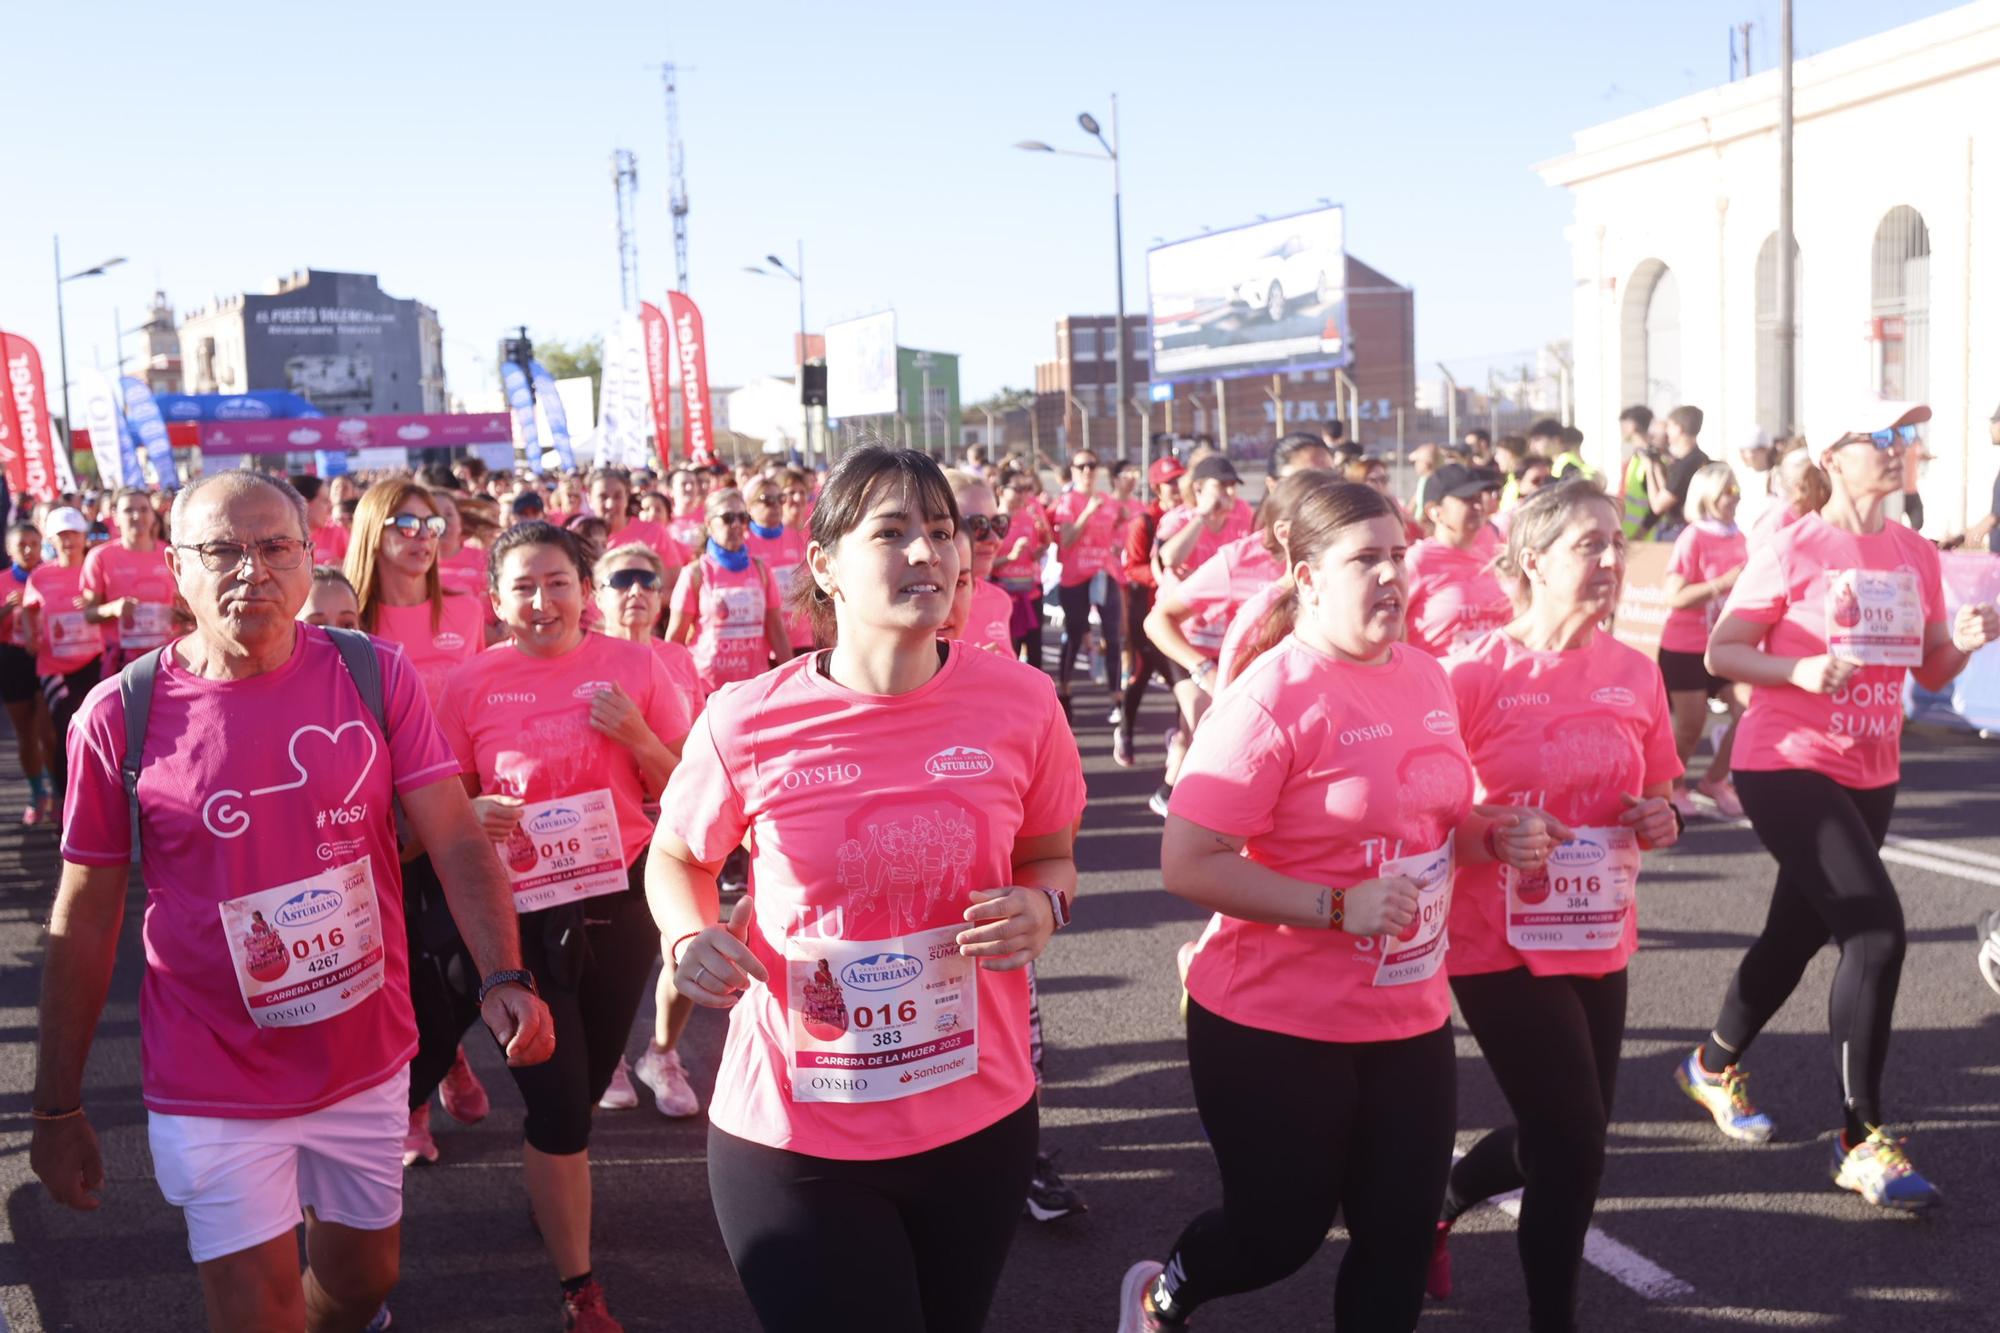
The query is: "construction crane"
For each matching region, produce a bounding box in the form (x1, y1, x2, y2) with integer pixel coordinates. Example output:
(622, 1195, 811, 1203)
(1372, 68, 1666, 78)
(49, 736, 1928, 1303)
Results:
(611, 149, 640, 310)
(662, 62, 691, 293)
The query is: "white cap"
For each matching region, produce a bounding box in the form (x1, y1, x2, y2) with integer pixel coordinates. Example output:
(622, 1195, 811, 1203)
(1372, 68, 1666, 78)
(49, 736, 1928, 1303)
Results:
(43, 506, 90, 536)
(1808, 400, 1930, 465)
(1737, 427, 1771, 453)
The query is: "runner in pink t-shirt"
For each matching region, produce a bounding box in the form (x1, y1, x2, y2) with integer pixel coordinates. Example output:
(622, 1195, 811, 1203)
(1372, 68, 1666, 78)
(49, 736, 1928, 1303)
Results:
(1658, 464, 1752, 817)
(1125, 477, 1563, 1332)
(946, 472, 1022, 660)
(1407, 466, 1514, 657)
(1, 521, 57, 825)
(668, 489, 792, 693)
(433, 518, 690, 1325)
(1154, 456, 1250, 586)
(22, 509, 110, 792)
(79, 489, 179, 670)
(1215, 575, 1292, 693)
(36, 471, 546, 1326)
(1677, 404, 1999, 1212)
(745, 478, 814, 650)
(1050, 451, 1129, 713)
(652, 446, 1084, 1330)
(993, 469, 1052, 663)
(589, 466, 689, 595)
(1432, 483, 1682, 1325)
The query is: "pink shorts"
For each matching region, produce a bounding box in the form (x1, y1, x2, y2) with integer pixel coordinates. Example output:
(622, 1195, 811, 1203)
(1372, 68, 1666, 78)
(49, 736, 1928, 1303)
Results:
(148, 1067, 409, 1264)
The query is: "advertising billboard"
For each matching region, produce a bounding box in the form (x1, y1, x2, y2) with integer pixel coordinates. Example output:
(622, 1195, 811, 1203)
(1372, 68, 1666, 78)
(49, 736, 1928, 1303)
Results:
(825, 310, 898, 420)
(898, 349, 960, 454)
(1146, 205, 1351, 383)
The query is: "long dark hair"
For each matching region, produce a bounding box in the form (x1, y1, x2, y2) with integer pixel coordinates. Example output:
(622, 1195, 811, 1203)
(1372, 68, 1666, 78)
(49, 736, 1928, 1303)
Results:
(785, 445, 961, 647)
(486, 520, 589, 593)
(1237, 478, 1396, 676)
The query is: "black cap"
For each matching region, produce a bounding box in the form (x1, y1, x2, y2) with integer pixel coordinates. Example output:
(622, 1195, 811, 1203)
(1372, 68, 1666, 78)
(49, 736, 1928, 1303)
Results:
(511, 492, 545, 515)
(1191, 455, 1241, 486)
(1428, 463, 1489, 501)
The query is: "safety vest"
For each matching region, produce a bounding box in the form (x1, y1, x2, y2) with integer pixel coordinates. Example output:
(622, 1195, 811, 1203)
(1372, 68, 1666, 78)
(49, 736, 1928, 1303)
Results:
(1620, 454, 1651, 539)
(1552, 450, 1597, 483)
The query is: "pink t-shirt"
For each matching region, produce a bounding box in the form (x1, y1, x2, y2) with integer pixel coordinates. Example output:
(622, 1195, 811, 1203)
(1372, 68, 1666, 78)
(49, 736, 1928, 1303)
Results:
(1721, 514, 1944, 789)
(1050, 489, 1122, 586)
(668, 516, 707, 556)
(1216, 579, 1291, 692)
(992, 506, 1051, 592)
(1406, 539, 1513, 657)
(1660, 522, 1748, 655)
(958, 579, 1016, 657)
(371, 594, 485, 705)
(1169, 638, 1475, 1044)
(1103, 497, 1140, 583)
(435, 632, 691, 866)
(23, 563, 103, 676)
(747, 524, 813, 650)
(0, 565, 31, 649)
(1157, 503, 1254, 581)
(311, 524, 350, 568)
(61, 626, 454, 1117)
(1747, 501, 1807, 548)
(659, 646, 1086, 1159)
(673, 553, 785, 692)
(1172, 533, 1282, 658)
(1442, 630, 1681, 978)
(80, 542, 178, 660)
(651, 638, 707, 715)
(437, 545, 489, 599)
(608, 518, 689, 571)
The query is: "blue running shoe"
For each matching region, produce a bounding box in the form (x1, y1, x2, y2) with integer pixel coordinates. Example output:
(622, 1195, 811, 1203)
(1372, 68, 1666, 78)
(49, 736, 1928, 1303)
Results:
(1832, 1128, 1940, 1210)
(1674, 1047, 1774, 1143)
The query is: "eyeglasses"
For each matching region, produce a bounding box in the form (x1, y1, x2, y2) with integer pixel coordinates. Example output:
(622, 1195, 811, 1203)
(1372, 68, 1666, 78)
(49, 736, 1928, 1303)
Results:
(175, 537, 308, 573)
(1008, 483, 1040, 496)
(962, 513, 1012, 540)
(1071, 459, 1099, 470)
(384, 514, 448, 539)
(713, 511, 752, 527)
(752, 492, 783, 506)
(1849, 424, 1922, 451)
(606, 567, 662, 592)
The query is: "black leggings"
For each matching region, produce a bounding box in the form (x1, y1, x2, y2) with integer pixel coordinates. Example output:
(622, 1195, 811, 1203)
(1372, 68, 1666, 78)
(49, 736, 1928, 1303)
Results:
(1056, 577, 1123, 695)
(507, 862, 661, 1155)
(42, 656, 102, 790)
(708, 1096, 1038, 1332)
(1119, 583, 1186, 731)
(1447, 967, 1628, 1333)
(1005, 586, 1043, 669)
(1712, 768, 1901, 1138)
(402, 852, 484, 1112)
(1158, 999, 1455, 1329)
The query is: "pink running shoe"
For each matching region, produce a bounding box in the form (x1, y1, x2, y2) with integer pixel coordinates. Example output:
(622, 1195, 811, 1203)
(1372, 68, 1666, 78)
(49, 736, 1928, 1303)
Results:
(1426, 1219, 1453, 1300)
(561, 1280, 624, 1332)
(1696, 777, 1744, 819)
(634, 1046, 701, 1118)
(20, 804, 40, 827)
(402, 1105, 439, 1168)
(438, 1045, 490, 1124)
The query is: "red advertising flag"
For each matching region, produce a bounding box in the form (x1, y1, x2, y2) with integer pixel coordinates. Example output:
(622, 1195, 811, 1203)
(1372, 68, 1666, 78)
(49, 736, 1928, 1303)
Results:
(638, 301, 675, 466)
(1, 333, 63, 503)
(665, 292, 715, 466)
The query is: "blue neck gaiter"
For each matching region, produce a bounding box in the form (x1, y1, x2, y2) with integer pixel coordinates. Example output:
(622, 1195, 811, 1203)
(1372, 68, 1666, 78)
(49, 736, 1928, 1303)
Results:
(707, 538, 751, 572)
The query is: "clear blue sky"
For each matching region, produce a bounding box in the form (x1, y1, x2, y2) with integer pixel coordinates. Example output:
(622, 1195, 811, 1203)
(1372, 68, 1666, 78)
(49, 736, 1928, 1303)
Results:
(0, 0, 1961, 410)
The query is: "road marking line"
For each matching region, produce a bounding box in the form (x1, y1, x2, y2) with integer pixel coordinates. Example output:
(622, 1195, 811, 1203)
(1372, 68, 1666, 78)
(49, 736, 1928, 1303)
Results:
(1885, 832, 2000, 873)
(1879, 846, 2000, 888)
(1453, 1154, 1695, 1300)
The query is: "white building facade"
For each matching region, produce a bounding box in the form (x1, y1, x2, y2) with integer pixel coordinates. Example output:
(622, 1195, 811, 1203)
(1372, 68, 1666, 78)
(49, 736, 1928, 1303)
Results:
(1538, 2, 2000, 534)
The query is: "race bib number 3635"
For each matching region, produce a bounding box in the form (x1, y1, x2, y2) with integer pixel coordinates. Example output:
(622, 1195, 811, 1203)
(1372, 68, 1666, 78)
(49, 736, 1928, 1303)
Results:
(786, 923, 977, 1103)
(499, 789, 626, 913)
(220, 858, 386, 1029)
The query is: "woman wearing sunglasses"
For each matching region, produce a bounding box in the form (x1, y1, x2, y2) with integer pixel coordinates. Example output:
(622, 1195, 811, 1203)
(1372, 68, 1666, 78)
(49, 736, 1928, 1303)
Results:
(946, 470, 1019, 655)
(746, 479, 815, 654)
(994, 468, 1053, 667)
(1051, 451, 1125, 719)
(667, 489, 793, 694)
(345, 480, 495, 1167)
(1676, 403, 1999, 1211)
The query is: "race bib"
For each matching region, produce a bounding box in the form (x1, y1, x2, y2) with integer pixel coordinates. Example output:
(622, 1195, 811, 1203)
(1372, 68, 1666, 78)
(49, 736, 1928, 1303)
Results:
(1827, 569, 1921, 667)
(498, 789, 627, 912)
(49, 610, 101, 653)
(1504, 825, 1641, 952)
(121, 602, 175, 651)
(715, 583, 767, 640)
(220, 858, 387, 1028)
(1373, 841, 1453, 987)
(786, 922, 977, 1103)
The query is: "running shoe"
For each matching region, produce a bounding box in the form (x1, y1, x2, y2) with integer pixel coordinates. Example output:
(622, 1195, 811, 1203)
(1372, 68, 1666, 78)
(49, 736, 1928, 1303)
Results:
(597, 1058, 639, 1110)
(560, 1280, 624, 1332)
(1673, 1047, 1774, 1143)
(438, 1045, 490, 1124)
(365, 1304, 392, 1331)
(1425, 1220, 1453, 1300)
(1831, 1128, 1941, 1211)
(1116, 1260, 1187, 1331)
(1112, 723, 1134, 768)
(1696, 777, 1744, 819)
(20, 803, 40, 827)
(402, 1104, 440, 1168)
(1148, 784, 1173, 819)
(1670, 784, 1702, 821)
(634, 1045, 701, 1117)
(1976, 909, 2000, 997)
(1025, 1149, 1088, 1221)
(1108, 703, 1125, 727)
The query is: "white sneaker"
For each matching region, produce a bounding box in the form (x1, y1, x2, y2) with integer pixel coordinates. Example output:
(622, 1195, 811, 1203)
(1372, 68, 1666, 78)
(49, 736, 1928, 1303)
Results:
(597, 1058, 639, 1110)
(634, 1045, 701, 1117)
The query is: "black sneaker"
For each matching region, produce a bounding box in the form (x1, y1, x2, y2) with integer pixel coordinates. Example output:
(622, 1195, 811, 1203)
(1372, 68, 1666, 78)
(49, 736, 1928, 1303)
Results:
(1025, 1150, 1088, 1221)
(720, 846, 750, 893)
(1148, 784, 1173, 819)
(1112, 724, 1134, 767)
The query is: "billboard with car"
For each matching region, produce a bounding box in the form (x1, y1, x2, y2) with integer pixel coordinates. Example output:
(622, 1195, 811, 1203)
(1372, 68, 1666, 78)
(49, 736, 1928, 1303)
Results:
(1146, 205, 1351, 383)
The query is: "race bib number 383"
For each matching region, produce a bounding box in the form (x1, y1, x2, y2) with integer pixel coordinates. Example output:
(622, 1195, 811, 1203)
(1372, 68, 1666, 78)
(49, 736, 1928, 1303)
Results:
(220, 858, 386, 1028)
(786, 923, 977, 1103)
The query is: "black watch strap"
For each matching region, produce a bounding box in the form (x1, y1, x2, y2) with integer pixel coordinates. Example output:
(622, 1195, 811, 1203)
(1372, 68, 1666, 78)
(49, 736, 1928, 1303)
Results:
(478, 968, 538, 1005)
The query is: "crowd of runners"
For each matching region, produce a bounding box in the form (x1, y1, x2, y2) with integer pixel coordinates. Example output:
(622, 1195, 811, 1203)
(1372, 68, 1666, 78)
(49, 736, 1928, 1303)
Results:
(8, 392, 2000, 1331)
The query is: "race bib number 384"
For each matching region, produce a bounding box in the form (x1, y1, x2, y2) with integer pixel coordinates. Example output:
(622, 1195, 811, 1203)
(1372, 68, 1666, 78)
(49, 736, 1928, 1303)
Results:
(220, 858, 386, 1028)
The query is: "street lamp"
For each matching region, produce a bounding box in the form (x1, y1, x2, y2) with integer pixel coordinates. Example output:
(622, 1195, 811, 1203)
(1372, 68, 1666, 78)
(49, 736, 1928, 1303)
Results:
(1016, 94, 1128, 461)
(52, 237, 126, 443)
(744, 241, 813, 463)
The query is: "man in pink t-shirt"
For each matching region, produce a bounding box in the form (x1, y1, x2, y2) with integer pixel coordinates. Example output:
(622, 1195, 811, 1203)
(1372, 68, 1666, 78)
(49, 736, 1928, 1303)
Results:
(33, 471, 553, 1330)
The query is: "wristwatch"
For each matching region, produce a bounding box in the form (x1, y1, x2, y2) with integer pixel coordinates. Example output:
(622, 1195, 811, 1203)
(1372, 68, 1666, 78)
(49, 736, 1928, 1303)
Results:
(477, 968, 539, 1005)
(1038, 887, 1073, 931)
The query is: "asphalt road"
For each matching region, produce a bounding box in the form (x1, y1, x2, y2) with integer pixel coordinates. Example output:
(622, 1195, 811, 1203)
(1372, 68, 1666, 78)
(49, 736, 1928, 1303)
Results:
(1, 698, 1998, 1332)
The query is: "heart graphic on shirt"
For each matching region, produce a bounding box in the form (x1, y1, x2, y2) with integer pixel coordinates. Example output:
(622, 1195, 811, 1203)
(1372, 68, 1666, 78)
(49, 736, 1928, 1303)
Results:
(200, 721, 380, 840)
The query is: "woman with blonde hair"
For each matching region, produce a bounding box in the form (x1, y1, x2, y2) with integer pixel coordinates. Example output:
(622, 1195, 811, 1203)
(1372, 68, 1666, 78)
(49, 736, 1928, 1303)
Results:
(1658, 462, 1751, 817)
(666, 488, 791, 694)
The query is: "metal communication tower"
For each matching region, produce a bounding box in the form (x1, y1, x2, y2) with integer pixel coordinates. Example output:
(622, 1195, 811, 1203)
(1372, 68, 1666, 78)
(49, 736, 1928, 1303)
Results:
(611, 149, 640, 310)
(662, 63, 690, 292)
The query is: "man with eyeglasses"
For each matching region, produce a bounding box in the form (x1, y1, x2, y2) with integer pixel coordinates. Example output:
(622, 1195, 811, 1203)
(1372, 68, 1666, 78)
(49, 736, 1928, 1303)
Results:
(1050, 452, 1125, 721)
(33, 470, 554, 1332)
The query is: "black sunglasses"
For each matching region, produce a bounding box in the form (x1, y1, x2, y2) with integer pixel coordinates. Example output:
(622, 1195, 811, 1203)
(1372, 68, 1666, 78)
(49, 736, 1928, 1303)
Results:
(713, 511, 752, 527)
(606, 567, 661, 592)
(962, 513, 1012, 540)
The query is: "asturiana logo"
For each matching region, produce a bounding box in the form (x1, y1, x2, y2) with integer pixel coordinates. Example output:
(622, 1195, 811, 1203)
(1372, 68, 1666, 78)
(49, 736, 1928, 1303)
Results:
(528, 806, 584, 836)
(840, 952, 922, 991)
(572, 679, 612, 701)
(434, 631, 466, 652)
(926, 746, 994, 778)
(1591, 686, 1635, 708)
(1423, 708, 1456, 735)
(1550, 840, 1607, 868)
(274, 887, 343, 928)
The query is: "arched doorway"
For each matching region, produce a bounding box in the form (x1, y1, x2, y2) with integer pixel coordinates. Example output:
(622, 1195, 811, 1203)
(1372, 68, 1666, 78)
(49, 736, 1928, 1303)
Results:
(1755, 234, 1805, 436)
(1870, 206, 1930, 401)
(1620, 259, 1681, 416)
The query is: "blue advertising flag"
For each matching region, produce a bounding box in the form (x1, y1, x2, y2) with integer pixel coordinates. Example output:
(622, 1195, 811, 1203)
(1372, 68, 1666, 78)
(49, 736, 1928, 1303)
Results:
(528, 360, 574, 470)
(120, 378, 180, 488)
(500, 360, 541, 468)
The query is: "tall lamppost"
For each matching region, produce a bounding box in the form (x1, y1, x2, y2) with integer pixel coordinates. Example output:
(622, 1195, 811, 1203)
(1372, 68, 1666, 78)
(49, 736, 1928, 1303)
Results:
(1016, 93, 1128, 460)
(52, 237, 126, 443)
(745, 241, 813, 463)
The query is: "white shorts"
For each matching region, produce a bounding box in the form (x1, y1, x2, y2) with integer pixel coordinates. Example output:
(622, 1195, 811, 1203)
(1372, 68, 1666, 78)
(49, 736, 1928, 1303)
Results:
(148, 1067, 409, 1265)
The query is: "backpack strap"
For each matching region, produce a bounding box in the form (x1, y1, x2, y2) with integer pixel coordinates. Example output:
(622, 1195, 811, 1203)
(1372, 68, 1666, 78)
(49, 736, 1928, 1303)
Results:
(117, 647, 169, 867)
(323, 625, 386, 734)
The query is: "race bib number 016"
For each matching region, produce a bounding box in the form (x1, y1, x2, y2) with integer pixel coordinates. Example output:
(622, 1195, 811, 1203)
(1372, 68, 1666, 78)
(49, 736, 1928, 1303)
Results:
(1504, 825, 1640, 952)
(499, 789, 627, 913)
(1373, 842, 1453, 988)
(1826, 568, 1921, 667)
(786, 922, 977, 1103)
(220, 857, 386, 1028)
